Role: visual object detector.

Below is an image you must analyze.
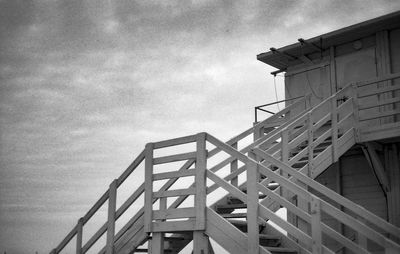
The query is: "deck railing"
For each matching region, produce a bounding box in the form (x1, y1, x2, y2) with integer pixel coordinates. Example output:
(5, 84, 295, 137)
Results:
(51, 72, 400, 254)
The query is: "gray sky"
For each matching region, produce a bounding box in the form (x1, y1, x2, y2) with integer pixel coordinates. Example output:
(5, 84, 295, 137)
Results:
(1, 1, 399, 253)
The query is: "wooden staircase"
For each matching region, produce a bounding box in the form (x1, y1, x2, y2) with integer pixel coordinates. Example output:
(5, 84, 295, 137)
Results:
(51, 73, 400, 254)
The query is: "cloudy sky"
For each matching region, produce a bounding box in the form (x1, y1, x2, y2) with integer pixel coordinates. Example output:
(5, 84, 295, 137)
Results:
(1, 1, 400, 253)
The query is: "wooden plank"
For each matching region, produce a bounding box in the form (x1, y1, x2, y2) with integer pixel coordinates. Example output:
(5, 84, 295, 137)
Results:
(364, 143, 390, 192)
(150, 233, 164, 254)
(360, 121, 400, 133)
(153, 134, 197, 149)
(331, 97, 338, 162)
(144, 143, 154, 233)
(117, 149, 145, 186)
(258, 183, 311, 223)
(153, 208, 196, 220)
(82, 222, 107, 253)
(246, 158, 260, 253)
(321, 223, 368, 254)
(76, 218, 83, 254)
(115, 183, 144, 219)
(231, 142, 239, 187)
(153, 188, 196, 198)
(320, 200, 400, 249)
(55, 225, 78, 253)
(206, 170, 247, 204)
(82, 189, 109, 223)
(106, 179, 117, 254)
(195, 133, 207, 230)
(152, 220, 195, 232)
(193, 231, 209, 254)
(153, 152, 197, 165)
(359, 96, 400, 110)
(152, 169, 196, 181)
(206, 133, 248, 163)
(205, 208, 248, 254)
(258, 204, 313, 248)
(356, 72, 400, 88)
(359, 108, 400, 121)
(358, 84, 400, 98)
(310, 196, 322, 254)
(307, 112, 314, 176)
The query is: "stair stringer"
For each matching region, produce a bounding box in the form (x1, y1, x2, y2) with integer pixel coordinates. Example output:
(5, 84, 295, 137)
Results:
(260, 127, 356, 211)
(205, 208, 271, 254)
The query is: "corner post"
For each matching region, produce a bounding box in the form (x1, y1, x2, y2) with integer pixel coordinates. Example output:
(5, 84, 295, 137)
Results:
(144, 143, 154, 233)
(193, 133, 208, 254)
(247, 152, 260, 254)
(106, 179, 117, 254)
(195, 132, 207, 230)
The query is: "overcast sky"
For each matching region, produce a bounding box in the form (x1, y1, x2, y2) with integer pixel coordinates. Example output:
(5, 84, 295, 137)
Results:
(1, 1, 400, 253)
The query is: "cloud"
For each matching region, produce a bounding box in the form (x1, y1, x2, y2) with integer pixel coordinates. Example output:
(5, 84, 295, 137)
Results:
(1, 1, 400, 253)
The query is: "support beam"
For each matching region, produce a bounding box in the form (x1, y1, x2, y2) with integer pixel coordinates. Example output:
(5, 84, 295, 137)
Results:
(362, 143, 390, 193)
(298, 38, 323, 52)
(270, 47, 298, 61)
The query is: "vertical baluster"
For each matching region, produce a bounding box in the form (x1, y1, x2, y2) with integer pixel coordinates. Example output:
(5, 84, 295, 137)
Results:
(231, 142, 238, 187)
(351, 83, 360, 142)
(331, 96, 338, 162)
(152, 197, 166, 254)
(247, 153, 259, 254)
(144, 143, 154, 233)
(281, 129, 289, 198)
(106, 179, 117, 254)
(310, 195, 322, 254)
(307, 112, 314, 177)
(195, 132, 207, 230)
(76, 218, 83, 254)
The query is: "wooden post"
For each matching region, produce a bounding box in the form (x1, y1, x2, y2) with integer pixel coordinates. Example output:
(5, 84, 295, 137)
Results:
(231, 142, 238, 187)
(151, 197, 166, 254)
(307, 112, 314, 177)
(351, 83, 360, 142)
(195, 133, 207, 230)
(310, 195, 322, 254)
(193, 231, 209, 254)
(76, 218, 83, 254)
(281, 129, 289, 198)
(247, 153, 259, 254)
(144, 143, 154, 233)
(106, 179, 117, 254)
(331, 96, 338, 162)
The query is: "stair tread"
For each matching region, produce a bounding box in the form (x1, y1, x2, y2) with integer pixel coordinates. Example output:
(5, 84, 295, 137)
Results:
(220, 213, 247, 218)
(264, 246, 297, 253)
(216, 203, 247, 209)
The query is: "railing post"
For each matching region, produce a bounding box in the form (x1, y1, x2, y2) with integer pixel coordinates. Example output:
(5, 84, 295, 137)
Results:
(331, 96, 338, 162)
(76, 218, 83, 254)
(351, 83, 360, 142)
(281, 129, 289, 198)
(307, 112, 314, 177)
(247, 152, 259, 254)
(195, 132, 207, 231)
(106, 179, 117, 254)
(231, 142, 238, 187)
(144, 143, 154, 233)
(310, 195, 322, 254)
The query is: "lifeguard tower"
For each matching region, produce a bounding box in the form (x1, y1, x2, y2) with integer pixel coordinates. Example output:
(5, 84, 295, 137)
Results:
(52, 11, 400, 254)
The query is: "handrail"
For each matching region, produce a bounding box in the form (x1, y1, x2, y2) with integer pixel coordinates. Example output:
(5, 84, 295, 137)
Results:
(254, 95, 307, 122)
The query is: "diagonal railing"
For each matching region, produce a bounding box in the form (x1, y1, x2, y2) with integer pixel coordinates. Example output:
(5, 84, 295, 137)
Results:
(51, 72, 400, 254)
(51, 94, 310, 254)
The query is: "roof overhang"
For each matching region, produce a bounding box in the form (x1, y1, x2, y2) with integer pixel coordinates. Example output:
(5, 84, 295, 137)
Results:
(257, 11, 400, 71)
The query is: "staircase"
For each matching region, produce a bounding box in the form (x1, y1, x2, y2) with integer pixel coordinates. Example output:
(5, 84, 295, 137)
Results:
(51, 73, 400, 254)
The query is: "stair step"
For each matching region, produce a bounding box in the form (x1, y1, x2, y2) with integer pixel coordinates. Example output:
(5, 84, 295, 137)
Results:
(265, 246, 297, 254)
(227, 219, 265, 232)
(220, 213, 247, 218)
(259, 234, 281, 247)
